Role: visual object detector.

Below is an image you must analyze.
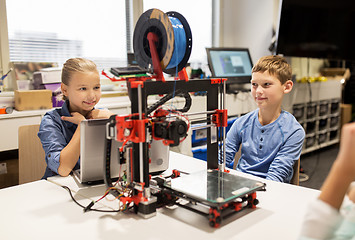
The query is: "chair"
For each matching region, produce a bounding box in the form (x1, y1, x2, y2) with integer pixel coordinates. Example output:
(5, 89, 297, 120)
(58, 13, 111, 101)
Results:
(232, 144, 242, 170)
(290, 158, 300, 185)
(18, 124, 46, 184)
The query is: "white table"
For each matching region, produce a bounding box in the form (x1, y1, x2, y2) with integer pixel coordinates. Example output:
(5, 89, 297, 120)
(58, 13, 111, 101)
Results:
(0, 152, 320, 240)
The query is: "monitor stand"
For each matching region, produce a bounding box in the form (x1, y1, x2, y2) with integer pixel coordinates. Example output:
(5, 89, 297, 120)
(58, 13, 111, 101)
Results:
(227, 83, 250, 94)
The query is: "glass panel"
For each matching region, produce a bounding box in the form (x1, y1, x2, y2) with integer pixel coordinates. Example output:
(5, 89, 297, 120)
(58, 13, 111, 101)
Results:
(6, 0, 127, 68)
(165, 170, 265, 205)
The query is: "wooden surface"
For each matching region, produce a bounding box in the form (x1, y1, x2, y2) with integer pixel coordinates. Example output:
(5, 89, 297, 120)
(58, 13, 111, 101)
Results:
(18, 124, 46, 184)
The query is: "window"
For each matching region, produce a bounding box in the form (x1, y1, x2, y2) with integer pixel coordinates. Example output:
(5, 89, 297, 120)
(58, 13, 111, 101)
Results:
(6, 0, 127, 69)
(143, 0, 212, 67)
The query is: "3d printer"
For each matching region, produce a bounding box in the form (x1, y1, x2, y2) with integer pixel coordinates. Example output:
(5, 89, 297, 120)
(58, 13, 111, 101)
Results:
(102, 8, 266, 228)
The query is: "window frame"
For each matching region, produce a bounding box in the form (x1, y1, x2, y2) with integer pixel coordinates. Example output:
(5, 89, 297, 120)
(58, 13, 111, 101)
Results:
(0, 0, 219, 90)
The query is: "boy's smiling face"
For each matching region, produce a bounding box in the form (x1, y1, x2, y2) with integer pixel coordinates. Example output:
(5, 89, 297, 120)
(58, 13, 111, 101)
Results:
(251, 70, 292, 110)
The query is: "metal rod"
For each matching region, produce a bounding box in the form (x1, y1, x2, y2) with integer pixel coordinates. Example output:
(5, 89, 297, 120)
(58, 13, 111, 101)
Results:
(183, 110, 216, 116)
(191, 124, 215, 131)
(222, 79, 226, 171)
(138, 84, 143, 183)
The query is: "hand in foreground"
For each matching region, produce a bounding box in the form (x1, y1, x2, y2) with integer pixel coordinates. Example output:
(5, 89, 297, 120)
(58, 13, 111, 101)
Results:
(348, 186, 355, 203)
(61, 112, 86, 125)
(86, 109, 114, 119)
(335, 122, 355, 177)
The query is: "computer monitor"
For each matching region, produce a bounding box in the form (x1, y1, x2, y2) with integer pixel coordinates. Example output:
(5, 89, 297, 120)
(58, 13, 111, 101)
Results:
(74, 119, 170, 184)
(206, 48, 253, 93)
(127, 52, 138, 66)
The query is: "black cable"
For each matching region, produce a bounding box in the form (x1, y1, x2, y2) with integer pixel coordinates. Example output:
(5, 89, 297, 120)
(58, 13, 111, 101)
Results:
(306, 141, 325, 181)
(61, 185, 120, 213)
(307, 58, 312, 104)
(104, 115, 121, 198)
(146, 89, 191, 115)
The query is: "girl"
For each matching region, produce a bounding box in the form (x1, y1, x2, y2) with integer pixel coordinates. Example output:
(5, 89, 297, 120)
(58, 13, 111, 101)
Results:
(300, 122, 355, 239)
(38, 58, 113, 179)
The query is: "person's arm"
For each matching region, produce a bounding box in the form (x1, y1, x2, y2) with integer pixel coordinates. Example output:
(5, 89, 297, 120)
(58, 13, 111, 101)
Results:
(299, 123, 355, 240)
(266, 127, 305, 182)
(38, 115, 67, 175)
(58, 112, 85, 176)
(318, 123, 355, 210)
(224, 121, 241, 168)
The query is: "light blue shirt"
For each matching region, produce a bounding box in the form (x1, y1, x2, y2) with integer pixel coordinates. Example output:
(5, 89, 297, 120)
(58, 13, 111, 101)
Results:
(38, 100, 80, 179)
(224, 109, 305, 182)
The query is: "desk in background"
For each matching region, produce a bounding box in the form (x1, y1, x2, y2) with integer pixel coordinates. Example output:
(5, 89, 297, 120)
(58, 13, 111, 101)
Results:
(0, 152, 319, 240)
(0, 94, 131, 152)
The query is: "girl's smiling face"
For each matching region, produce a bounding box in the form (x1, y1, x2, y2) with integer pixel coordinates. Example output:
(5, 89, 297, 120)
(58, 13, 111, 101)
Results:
(61, 71, 101, 116)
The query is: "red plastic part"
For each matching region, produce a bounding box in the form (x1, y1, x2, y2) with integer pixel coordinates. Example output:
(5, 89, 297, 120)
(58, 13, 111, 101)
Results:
(233, 202, 243, 212)
(120, 186, 147, 206)
(101, 70, 124, 82)
(115, 115, 148, 143)
(130, 81, 144, 89)
(153, 109, 170, 118)
(211, 78, 227, 84)
(212, 109, 228, 127)
(248, 192, 257, 209)
(172, 169, 180, 178)
(209, 208, 221, 228)
(176, 67, 189, 82)
(147, 32, 165, 82)
(0, 108, 7, 114)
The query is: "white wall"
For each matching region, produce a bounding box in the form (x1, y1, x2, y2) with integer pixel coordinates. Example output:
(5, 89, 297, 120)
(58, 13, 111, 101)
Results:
(219, 0, 277, 63)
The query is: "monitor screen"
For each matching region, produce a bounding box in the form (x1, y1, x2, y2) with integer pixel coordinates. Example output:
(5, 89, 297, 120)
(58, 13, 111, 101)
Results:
(276, 0, 355, 61)
(206, 48, 253, 93)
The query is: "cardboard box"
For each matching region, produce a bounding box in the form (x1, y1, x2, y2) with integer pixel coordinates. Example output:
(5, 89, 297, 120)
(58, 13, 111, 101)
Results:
(341, 104, 352, 127)
(320, 68, 351, 81)
(15, 90, 52, 111)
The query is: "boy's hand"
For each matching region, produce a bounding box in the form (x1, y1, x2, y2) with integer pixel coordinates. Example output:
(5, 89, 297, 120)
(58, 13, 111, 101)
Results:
(61, 112, 86, 125)
(86, 109, 113, 119)
(335, 122, 355, 177)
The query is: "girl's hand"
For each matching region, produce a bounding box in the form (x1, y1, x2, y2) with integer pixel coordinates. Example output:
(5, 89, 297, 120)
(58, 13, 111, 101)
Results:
(61, 112, 86, 125)
(86, 109, 113, 119)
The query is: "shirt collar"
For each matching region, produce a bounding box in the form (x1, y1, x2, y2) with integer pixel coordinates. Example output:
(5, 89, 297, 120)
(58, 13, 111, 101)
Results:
(61, 100, 71, 117)
(61, 100, 76, 128)
(255, 109, 285, 129)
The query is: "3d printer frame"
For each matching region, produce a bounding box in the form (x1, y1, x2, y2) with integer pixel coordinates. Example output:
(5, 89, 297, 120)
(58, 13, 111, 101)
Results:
(102, 12, 265, 226)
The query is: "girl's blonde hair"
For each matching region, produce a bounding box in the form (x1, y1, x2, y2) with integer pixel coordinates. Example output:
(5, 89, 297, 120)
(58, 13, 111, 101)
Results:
(61, 58, 98, 85)
(252, 55, 292, 84)
(61, 58, 98, 100)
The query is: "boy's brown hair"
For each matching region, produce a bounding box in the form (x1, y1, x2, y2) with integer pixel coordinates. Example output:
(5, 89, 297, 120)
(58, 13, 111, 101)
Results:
(252, 55, 292, 84)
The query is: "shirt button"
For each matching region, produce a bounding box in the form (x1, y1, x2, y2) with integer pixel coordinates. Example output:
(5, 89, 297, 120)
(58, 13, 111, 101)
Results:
(259, 145, 262, 149)
(261, 130, 265, 133)
(260, 138, 263, 141)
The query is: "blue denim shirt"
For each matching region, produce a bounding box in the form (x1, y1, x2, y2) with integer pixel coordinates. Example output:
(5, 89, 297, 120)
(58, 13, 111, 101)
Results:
(38, 100, 80, 179)
(224, 109, 305, 183)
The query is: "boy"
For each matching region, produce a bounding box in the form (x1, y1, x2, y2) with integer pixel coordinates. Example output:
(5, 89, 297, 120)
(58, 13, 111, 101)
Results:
(224, 55, 305, 183)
